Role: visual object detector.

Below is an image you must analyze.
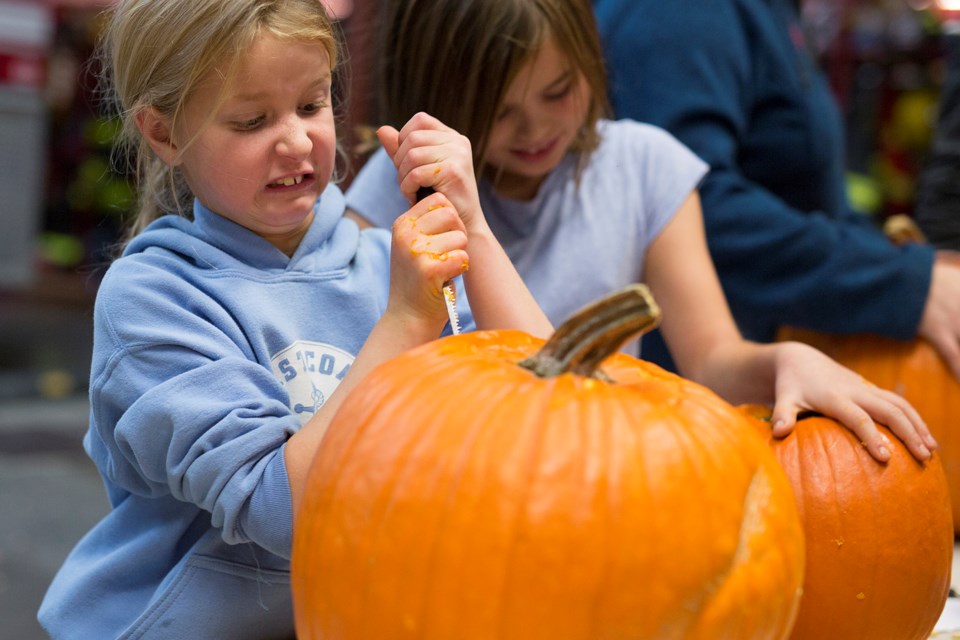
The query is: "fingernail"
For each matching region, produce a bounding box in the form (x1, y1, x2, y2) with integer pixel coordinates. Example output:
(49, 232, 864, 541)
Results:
(773, 419, 785, 431)
(878, 445, 891, 459)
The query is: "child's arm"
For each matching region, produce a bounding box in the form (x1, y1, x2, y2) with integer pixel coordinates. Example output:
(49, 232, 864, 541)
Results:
(286, 197, 469, 511)
(648, 191, 937, 463)
(377, 112, 553, 339)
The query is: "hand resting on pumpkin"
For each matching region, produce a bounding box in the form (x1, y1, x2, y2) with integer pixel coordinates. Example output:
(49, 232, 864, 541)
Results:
(762, 340, 936, 463)
(645, 193, 935, 465)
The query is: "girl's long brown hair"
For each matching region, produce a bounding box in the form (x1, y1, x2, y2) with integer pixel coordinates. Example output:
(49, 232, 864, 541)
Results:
(376, 0, 610, 178)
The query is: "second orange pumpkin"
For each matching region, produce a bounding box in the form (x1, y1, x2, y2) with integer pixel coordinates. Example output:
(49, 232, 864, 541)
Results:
(743, 406, 953, 640)
(778, 326, 960, 533)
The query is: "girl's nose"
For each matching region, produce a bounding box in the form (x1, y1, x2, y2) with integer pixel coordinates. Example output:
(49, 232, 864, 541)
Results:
(276, 117, 312, 159)
(515, 110, 543, 140)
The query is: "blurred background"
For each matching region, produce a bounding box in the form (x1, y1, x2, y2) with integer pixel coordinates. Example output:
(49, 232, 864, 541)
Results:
(0, 0, 956, 637)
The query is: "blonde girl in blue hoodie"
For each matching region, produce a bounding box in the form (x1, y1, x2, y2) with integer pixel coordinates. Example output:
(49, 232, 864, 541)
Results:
(38, 1, 550, 637)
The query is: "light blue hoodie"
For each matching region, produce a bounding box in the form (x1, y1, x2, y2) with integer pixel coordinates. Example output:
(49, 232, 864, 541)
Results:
(38, 185, 467, 639)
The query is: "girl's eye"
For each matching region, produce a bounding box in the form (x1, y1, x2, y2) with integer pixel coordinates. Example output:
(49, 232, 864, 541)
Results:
(234, 116, 264, 131)
(300, 100, 327, 115)
(545, 83, 573, 101)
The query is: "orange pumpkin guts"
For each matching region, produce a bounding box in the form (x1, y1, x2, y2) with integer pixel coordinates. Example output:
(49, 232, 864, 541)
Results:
(778, 326, 960, 533)
(292, 285, 805, 640)
(742, 405, 953, 640)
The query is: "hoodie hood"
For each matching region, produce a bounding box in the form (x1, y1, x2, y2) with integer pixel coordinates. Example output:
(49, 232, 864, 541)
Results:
(125, 183, 355, 273)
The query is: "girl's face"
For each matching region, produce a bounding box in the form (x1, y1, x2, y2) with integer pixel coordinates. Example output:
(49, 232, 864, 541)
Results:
(174, 33, 336, 255)
(484, 34, 590, 200)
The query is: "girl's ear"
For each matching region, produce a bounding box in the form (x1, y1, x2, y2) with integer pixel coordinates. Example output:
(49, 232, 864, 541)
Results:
(136, 107, 180, 166)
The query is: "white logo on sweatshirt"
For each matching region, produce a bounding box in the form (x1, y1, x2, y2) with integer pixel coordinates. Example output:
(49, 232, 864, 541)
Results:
(270, 341, 354, 425)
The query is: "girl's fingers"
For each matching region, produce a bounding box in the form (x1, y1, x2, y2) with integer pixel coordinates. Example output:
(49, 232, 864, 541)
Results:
(392, 212, 468, 281)
(396, 112, 450, 144)
(768, 411, 797, 438)
(857, 392, 933, 462)
(403, 199, 466, 236)
(376, 125, 401, 159)
(873, 386, 937, 450)
(802, 389, 933, 463)
(394, 142, 457, 200)
(829, 403, 893, 463)
(769, 393, 799, 438)
(777, 392, 933, 464)
(408, 233, 468, 267)
(390, 114, 472, 201)
(379, 119, 451, 198)
(399, 163, 445, 200)
(772, 345, 935, 464)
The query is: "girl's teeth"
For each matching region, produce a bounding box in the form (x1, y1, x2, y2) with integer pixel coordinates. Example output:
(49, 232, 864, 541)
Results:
(274, 176, 303, 187)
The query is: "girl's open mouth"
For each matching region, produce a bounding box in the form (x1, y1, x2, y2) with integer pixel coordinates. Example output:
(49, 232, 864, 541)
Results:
(267, 173, 313, 190)
(511, 139, 558, 163)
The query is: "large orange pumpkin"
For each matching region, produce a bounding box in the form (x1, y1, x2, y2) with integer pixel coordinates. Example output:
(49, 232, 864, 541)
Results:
(292, 286, 805, 640)
(742, 405, 953, 640)
(778, 326, 960, 532)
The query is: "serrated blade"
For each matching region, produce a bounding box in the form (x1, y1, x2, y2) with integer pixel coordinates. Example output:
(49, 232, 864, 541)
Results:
(442, 280, 461, 335)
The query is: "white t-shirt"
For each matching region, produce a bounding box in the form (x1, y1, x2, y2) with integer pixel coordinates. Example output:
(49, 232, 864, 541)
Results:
(346, 119, 708, 355)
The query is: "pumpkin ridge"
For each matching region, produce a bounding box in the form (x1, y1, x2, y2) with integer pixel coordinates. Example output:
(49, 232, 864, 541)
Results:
(847, 425, 883, 632)
(793, 417, 849, 636)
(297, 370, 419, 633)
(781, 428, 805, 522)
(692, 465, 772, 637)
(357, 367, 467, 634)
(584, 389, 654, 637)
(672, 407, 726, 634)
(406, 355, 543, 635)
(685, 411, 803, 639)
(417, 368, 547, 636)
(498, 379, 570, 637)
(808, 419, 846, 542)
(606, 392, 664, 635)
(585, 392, 614, 638)
(412, 370, 499, 636)
(640, 395, 759, 635)
(291, 374, 404, 629)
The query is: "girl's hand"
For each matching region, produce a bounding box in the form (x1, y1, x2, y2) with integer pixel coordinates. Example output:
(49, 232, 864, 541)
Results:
(377, 112, 484, 233)
(290, 197, 466, 505)
(768, 342, 937, 463)
(385, 193, 469, 334)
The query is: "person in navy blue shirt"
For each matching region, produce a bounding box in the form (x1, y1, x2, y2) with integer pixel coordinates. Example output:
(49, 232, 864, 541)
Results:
(594, 0, 960, 380)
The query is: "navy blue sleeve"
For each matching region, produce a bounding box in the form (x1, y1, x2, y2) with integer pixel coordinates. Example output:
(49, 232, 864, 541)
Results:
(594, 0, 934, 343)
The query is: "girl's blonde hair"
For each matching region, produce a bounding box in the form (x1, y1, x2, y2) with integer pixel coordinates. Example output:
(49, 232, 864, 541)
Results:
(378, 0, 610, 177)
(98, 0, 343, 246)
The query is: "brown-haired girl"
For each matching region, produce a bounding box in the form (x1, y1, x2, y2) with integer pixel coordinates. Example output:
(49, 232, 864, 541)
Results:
(347, 0, 936, 464)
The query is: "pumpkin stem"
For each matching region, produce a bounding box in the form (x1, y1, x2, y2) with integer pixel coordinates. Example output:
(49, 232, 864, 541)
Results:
(519, 284, 661, 379)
